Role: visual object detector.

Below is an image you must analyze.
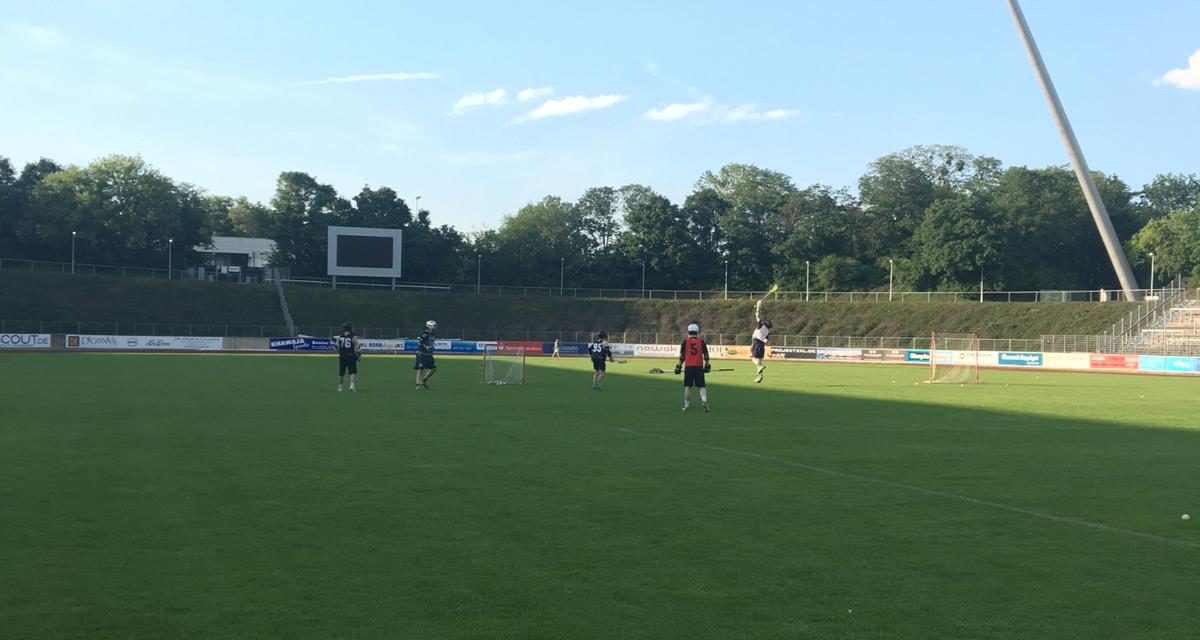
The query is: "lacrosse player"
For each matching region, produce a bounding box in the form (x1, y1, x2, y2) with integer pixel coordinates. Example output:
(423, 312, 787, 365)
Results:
(415, 320, 437, 390)
(588, 331, 615, 390)
(676, 323, 711, 412)
(335, 322, 361, 392)
(752, 300, 772, 383)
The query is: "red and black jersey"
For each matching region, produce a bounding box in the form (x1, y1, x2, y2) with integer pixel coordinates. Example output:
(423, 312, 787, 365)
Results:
(680, 336, 709, 367)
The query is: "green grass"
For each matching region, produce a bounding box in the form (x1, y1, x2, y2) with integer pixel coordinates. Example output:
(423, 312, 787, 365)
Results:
(1, 354, 1198, 639)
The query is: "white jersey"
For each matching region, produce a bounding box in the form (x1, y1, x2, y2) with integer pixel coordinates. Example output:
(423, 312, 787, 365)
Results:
(752, 326, 770, 344)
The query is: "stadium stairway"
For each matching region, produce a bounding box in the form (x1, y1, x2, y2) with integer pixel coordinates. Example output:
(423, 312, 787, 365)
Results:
(1131, 300, 1200, 356)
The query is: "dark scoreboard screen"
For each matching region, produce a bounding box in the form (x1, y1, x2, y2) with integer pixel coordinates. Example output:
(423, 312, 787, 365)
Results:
(336, 235, 394, 269)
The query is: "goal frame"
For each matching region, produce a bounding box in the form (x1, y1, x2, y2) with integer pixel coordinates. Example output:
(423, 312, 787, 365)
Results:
(929, 331, 981, 384)
(482, 344, 527, 385)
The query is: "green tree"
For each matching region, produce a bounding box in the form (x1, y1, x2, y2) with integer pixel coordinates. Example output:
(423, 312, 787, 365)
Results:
(266, 171, 349, 275)
(1130, 203, 1200, 287)
(1139, 173, 1200, 219)
(910, 195, 1006, 290)
(857, 154, 936, 258)
(697, 163, 795, 288)
(349, 186, 412, 229)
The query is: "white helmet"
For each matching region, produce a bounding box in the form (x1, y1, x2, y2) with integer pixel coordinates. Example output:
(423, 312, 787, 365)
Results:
(425, 320, 437, 330)
(687, 323, 700, 334)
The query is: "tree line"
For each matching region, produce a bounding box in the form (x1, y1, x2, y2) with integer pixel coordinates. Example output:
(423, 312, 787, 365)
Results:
(1, 146, 1197, 291)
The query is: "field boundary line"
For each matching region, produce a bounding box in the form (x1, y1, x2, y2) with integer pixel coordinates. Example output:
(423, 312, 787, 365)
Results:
(618, 428, 1199, 550)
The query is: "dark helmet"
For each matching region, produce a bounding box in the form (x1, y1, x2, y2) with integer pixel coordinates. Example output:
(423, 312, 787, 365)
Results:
(597, 331, 608, 340)
(761, 320, 772, 329)
(342, 322, 353, 332)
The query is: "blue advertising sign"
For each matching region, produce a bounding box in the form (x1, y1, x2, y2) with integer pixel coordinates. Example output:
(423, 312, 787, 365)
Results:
(998, 352, 1043, 367)
(544, 342, 589, 355)
(905, 350, 930, 363)
(1138, 355, 1167, 372)
(1165, 357, 1199, 374)
(269, 337, 334, 351)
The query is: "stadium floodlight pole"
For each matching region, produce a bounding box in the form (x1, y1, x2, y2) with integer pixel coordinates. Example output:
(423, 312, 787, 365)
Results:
(476, 253, 481, 294)
(1005, 0, 1140, 301)
(888, 258, 894, 302)
(71, 231, 77, 274)
(168, 238, 174, 280)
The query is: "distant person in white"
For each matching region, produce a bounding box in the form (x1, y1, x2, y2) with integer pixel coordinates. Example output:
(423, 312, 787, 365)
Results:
(751, 300, 772, 384)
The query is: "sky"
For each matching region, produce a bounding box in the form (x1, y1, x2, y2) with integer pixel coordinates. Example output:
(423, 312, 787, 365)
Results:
(1, 0, 1197, 232)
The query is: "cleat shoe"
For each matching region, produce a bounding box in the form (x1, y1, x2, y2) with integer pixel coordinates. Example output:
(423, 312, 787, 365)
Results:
(702, 402, 709, 412)
(681, 406, 688, 412)
(755, 374, 763, 384)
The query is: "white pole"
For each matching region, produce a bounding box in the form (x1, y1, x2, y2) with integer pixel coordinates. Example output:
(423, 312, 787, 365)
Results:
(723, 260, 728, 300)
(560, 257, 565, 296)
(168, 238, 173, 280)
(415, 195, 421, 215)
(1149, 252, 1155, 297)
(888, 259, 894, 302)
(641, 261, 646, 298)
(1005, 0, 1140, 300)
(476, 253, 481, 294)
(71, 231, 77, 274)
(805, 260, 810, 302)
(980, 268, 985, 303)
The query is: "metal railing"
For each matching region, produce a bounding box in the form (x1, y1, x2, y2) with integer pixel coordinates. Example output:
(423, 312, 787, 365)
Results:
(0, 256, 1160, 303)
(1099, 276, 1188, 353)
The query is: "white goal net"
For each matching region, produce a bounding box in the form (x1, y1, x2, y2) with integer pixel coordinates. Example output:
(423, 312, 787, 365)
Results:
(483, 345, 526, 385)
(929, 332, 981, 384)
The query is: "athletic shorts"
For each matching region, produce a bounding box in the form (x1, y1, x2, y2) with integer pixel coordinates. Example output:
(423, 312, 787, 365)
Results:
(683, 366, 706, 388)
(415, 354, 436, 370)
(592, 357, 606, 372)
(751, 341, 766, 359)
(339, 355, 358, 376)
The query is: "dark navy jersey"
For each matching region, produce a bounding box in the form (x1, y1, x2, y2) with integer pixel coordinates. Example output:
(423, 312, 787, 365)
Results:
(418, 330, 435, 355)
(588, 339, 611, 361)
(336, 333, 357, 357)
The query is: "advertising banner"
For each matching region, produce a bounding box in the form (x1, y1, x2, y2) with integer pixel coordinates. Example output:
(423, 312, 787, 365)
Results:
(711, 345, 746, 360)
(0, 333, 50, 349)
(633, 343, 680, 358)
(764, 346, 817, 360)
(998, 352, 1043, 367)
(861, 349, 908, 362)
(817, 348, 863, 361)
(545, 341, 589, 355)
(1089, 354, 1138, 370)
(1042, 352, 1090, 370)
(498, 341, 544, 354)
(359, 339, 409, 353)
(609, 343, 637, 357)
(268, 337, 334, 351)
(1138, 355, 1167, 372)
(1165, 357, 1199, 374)
(68, 335, 225, 350)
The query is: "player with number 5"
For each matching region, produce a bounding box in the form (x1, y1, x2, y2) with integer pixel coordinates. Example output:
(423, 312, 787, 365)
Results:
(676, 323, 711, 412)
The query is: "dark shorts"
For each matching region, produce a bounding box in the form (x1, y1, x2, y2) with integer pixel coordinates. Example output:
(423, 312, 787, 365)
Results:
(683, 366, 706, 388)
(751, 341, 766, 359)
(415, 353, 436, 370)
(339, 354, 358, 376)
(592, 357, 606, 372)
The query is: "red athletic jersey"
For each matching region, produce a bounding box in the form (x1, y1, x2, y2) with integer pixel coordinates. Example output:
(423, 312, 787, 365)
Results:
(680, 336, 708, 367)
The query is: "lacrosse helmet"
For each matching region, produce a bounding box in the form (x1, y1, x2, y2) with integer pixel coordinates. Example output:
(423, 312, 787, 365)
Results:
(687, 323, 700, 335)
(425, 320, 437, 330)
(342, 322, 353, 332)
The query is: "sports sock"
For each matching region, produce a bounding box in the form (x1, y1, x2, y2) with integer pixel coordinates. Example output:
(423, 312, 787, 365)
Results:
(700, 390, 708, 403)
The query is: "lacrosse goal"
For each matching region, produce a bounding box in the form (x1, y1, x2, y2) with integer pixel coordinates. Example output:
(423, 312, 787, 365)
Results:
(483, 345, 526, 385)
(929, 332, 981, 384)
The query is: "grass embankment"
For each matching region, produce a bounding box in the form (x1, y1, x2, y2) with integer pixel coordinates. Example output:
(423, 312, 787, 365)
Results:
(0, 270, 1136, 338)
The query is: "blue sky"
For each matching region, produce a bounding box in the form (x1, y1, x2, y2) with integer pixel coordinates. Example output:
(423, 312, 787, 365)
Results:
(1, 0, 1197, 232)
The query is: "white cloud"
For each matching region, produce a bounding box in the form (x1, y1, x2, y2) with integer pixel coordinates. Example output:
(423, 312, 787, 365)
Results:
(522, 94, 627, 120)
(721, 104, 801, 122)
(451, 88, 508, 114)
(517, 86, 555, 102)
(4, 22, 65, 47)
(295, 72, 439, 86)
(644, 100, 800, 124)
(1156, 50, 1200, 90)
(645, 101, 712, 121)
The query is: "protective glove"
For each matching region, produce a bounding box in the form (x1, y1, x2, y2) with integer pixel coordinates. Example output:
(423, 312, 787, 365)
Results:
(704, 362, 711, 373)
(674, 364, 682, 375)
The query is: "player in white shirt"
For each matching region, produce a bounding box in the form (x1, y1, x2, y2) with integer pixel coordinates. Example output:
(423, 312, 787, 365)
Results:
(751, 300, 772, 384)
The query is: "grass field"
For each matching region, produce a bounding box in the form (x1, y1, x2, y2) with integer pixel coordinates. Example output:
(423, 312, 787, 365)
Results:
(2, 353, 1198, 639)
